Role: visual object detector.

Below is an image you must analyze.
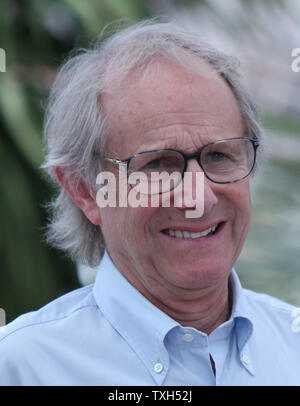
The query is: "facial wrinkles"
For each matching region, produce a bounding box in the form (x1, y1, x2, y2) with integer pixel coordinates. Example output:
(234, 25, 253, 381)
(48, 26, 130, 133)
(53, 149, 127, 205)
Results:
(129, 124, 238, 161)
(135, 130, 205, 157)
(230, 187, 252, 260)
(126, 249, 230, 322)
(99, 60, 251, 332)
(103, 75, 245, 159)
(115, 206, 182, 294)
(130, 109, 228, 133)
(122, 248, 231, 334)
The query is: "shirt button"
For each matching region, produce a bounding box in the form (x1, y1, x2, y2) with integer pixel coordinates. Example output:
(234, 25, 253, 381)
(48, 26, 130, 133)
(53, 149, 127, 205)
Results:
(242, 354, 250, 365)
(154, 363, 164, 373)
(182, 333, 194, 342)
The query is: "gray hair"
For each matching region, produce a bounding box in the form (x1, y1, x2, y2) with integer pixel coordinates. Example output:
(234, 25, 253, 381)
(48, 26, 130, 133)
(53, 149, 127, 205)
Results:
(41, 19, 263, 268)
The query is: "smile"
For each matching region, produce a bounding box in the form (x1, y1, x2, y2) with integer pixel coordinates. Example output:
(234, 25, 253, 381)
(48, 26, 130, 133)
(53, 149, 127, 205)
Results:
(162, 224, 221, 239)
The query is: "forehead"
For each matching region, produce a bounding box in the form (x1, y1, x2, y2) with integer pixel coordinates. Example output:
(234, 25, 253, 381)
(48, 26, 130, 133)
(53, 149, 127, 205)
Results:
(102, 58, 244, 155)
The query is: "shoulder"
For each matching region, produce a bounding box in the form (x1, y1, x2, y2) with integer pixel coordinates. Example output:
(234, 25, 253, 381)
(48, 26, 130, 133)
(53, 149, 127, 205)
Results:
(244, 288, 295, 313)
(0, 284, 110, 385)
(0, 284, 97, 345)
(243, 288, 300, 332)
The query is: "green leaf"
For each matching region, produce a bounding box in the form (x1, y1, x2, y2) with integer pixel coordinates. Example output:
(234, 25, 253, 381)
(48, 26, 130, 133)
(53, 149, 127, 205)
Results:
(0, 72, 43, 169)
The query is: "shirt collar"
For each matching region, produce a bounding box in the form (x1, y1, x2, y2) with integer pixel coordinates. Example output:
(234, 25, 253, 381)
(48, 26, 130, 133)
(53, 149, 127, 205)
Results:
(92, 251, 178, 385)
(93, 252, 255, 382)
(230, 269, 255, 375)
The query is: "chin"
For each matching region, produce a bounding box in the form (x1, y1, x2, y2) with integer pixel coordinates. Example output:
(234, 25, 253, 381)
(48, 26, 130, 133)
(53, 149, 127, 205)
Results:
(164, 261, 230, 291)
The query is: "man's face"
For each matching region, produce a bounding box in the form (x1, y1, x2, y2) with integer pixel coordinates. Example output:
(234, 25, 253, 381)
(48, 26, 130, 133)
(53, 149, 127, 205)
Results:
(99, 59, 252, 302)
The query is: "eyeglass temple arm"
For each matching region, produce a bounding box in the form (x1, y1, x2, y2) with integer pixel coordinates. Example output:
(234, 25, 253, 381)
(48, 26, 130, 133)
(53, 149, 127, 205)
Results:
(104, 157, 127, 165)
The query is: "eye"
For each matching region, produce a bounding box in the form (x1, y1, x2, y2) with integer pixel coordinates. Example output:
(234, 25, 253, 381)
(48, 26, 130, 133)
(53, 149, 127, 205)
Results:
(207, 151, 229, 162)
(130, 150, 184, 174)
(143, 158, 164, 170)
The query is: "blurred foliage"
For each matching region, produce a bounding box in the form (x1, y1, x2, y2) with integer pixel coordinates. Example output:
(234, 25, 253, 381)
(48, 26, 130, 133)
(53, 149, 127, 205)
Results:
(262, 113, 300, 137)
(0, 0, 149, 322)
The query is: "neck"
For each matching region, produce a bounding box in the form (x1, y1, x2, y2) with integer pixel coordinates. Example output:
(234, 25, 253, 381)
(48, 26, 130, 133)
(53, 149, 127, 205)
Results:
(109, 251, 232, 335)
(146, 280, 231, 335)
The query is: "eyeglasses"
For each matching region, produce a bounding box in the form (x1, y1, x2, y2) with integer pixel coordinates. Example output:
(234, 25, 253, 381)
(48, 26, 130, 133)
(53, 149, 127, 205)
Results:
(104, 137, 259, 195)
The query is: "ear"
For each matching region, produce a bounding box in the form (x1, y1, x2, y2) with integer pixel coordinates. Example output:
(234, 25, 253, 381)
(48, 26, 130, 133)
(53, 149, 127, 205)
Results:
(54, 167, 101, 226)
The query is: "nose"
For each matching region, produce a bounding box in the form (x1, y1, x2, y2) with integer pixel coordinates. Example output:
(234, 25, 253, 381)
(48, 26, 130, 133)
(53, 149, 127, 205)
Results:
(174, 159, 218, 215)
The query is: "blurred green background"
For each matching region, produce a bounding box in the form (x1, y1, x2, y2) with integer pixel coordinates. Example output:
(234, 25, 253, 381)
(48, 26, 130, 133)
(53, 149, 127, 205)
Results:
(1, 0, 300, 323)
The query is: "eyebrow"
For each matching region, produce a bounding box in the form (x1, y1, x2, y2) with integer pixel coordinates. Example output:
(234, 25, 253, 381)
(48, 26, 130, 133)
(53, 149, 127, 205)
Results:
(94, 132, 250, 160)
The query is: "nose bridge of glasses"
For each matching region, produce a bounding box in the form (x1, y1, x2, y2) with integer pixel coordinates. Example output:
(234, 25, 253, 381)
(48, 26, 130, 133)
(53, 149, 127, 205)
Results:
(183, 152, 203, 175)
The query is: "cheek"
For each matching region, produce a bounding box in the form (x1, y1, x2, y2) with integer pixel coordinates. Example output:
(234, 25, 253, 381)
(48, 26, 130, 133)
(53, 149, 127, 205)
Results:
(101, 205, 157, 246)
(230, 183, 252, 235)
(100, 207, 123, 241)
(126, 205, 159, 242)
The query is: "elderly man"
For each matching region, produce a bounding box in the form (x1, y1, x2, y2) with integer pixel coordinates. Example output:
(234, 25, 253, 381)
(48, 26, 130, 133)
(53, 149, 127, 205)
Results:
(0, 20, 299, 386)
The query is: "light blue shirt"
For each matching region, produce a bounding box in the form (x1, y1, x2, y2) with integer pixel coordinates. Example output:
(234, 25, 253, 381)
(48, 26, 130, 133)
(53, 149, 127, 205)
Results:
(0, 252, 300, 385)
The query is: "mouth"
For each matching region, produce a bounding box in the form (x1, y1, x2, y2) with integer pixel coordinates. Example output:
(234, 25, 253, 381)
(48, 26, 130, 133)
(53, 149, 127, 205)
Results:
(161, 222, 224, 240)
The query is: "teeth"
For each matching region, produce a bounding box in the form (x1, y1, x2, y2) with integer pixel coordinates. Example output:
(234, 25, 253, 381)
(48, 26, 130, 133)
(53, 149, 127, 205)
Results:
(165, 225, 218, 239)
